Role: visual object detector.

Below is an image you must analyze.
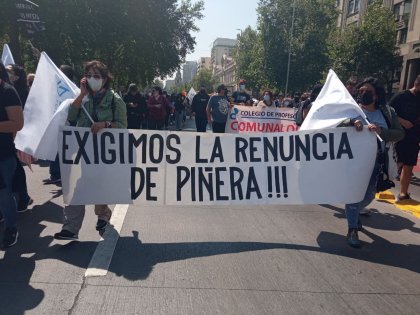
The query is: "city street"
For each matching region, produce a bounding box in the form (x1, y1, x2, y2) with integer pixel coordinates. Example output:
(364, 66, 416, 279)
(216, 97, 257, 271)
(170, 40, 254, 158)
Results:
(1, 120, 419, 315)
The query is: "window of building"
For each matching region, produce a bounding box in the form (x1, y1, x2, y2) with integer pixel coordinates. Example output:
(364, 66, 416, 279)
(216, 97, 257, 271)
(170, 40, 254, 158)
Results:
(399, 28, 408, 44)
(402, 0, 412, 24)
(393, 3, 402, 20)
(347, 0, 359, 16)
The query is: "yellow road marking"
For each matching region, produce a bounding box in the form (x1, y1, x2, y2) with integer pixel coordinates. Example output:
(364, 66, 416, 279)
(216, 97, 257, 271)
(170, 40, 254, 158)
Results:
(376, 190, 420, 219)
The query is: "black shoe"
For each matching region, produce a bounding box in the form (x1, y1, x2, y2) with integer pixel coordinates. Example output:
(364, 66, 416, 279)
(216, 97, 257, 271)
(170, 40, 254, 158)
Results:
(54, 230, 78, 240)
(17, 197, 33, 213)
(3, 228, 18, 248)
(43, 176, 61, 184)
(96, 219, 108, 231)
(347, 228, 361, 248)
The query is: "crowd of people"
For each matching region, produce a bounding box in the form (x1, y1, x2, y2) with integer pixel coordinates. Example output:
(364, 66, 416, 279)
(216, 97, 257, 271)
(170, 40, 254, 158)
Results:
(0, 59, 419, 249)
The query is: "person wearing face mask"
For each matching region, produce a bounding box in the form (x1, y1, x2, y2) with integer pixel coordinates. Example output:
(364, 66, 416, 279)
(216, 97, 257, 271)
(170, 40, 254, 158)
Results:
(388, 75, 420, 202)
(191, 87, 210, 132)
(0, 62, 24, 248)
(54, 60, 127, 241)
(231, 79, 251, 106)
(147, 86, 172, 130)
(123, 83, 147, 129)
(341, 77, 404, 248)
(257, 90, 274, 108)
(206, 84, 231, 133)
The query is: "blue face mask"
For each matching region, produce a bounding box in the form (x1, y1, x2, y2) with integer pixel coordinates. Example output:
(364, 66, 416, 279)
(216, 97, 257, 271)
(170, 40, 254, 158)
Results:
(263, 95, 270, 102)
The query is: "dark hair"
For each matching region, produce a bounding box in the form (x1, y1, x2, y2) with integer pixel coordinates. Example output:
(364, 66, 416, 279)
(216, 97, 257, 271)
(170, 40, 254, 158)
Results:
(9, 64, 28, 94)
(415, 75, 420, 83)
(60, 64, 74, 81)
(263, 90, 273, 99)
(83, 60, 112, 89)
(152, 86, 162, 95)
(0, 62, 9, 83)
(217, 84, 226, 93)
(310, 84, 323, 101)
(356, 77, 386, 108)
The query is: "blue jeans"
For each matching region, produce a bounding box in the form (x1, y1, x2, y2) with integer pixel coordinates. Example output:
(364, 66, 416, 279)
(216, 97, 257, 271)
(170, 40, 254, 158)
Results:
(0, 156, 17, 229)
(345, 162, 379, 229)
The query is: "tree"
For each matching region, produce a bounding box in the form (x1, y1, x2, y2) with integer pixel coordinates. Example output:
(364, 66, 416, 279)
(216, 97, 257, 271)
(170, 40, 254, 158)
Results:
(328, 0, 398, 88)
(234, 26, 268, 94)
(257, 0, 337, 92)
(0, 0, 204, 86)
(191, 68, 216, 93)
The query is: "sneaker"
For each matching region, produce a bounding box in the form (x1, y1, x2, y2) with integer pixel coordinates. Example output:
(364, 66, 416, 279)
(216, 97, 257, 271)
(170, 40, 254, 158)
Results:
(54, 230, 78, 241)
(359, 208, 372, 216)
(3, 228, 18, 248)
(396, 193, 411, 203)
(43, 176, 61, 184)
(17, 197, 33, 213)
(96, 219, 108, 231)
(347, 228, 361, 248)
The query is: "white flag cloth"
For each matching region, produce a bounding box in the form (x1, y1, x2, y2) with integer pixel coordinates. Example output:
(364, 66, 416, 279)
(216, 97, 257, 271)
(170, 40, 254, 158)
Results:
(14, 52, 80, 160)
(187, 87, 196, 103)
(300, 69, 367, 130)
(1, 44, 15, 66)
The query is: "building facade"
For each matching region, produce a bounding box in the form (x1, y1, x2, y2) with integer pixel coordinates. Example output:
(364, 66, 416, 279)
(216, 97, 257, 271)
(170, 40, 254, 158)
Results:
(211, 38, 238, 90)
(196, 57, 211, 74)
(337, 0, 420, 90)
(182, 61, 197, 84)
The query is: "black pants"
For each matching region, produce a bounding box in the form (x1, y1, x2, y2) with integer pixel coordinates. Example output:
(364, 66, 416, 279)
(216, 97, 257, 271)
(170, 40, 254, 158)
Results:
(212, 121, 226, 133)
(195, 117, 207, 132)
(148, 118, 164, 130)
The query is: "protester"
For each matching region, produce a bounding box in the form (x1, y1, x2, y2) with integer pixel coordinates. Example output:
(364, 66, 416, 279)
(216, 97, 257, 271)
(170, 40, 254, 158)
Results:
(257, 90, 274, 107)
(295, 84, 323, 126)
(0, 62, 24, 248)
(230, 79, 251, 105)
(54, 60, 127, 240)
(147, 86, 171, 130)
(206, 84, 230, 133)
(123, 83, 147, 129)
(191, 87, 210, 132)
(343, 77, 404, 247)
(6, 64, 33, 212)
(174, 92, 186, 131)
(388, 75, 420, 202)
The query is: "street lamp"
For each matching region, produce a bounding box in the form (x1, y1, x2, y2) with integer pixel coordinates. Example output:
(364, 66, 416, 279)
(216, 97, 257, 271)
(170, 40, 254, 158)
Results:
(285, 0, 296, 96)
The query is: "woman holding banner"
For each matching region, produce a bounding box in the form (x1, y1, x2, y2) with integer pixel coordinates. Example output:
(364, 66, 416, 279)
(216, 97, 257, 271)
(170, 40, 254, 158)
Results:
(54, 60, 127, 241)
(344, 77, 404, 248)
(0, 62, 24, 248)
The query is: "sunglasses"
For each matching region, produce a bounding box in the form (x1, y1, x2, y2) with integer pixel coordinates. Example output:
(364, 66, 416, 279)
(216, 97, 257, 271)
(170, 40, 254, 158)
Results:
(84, 73, 102, 79)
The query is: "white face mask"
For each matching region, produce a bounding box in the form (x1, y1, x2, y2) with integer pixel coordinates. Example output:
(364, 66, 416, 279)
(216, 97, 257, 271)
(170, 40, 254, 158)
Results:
(87, 77, 103, 92)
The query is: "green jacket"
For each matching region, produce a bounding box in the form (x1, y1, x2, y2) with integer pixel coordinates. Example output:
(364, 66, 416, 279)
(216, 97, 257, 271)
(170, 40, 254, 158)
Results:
(68, 89, 127, 128)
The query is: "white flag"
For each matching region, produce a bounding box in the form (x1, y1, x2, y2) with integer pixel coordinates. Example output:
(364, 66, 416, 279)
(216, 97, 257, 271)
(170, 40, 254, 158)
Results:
(1, 44, 15, 66)
(300, 70, 367, 130)
(187, 87, 196, 103)
(14, 52, 80, 160)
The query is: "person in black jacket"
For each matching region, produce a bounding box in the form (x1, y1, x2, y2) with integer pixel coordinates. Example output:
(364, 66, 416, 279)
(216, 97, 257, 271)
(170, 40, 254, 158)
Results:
(123, 83, 147, 129)
(191, 87, 210, 132)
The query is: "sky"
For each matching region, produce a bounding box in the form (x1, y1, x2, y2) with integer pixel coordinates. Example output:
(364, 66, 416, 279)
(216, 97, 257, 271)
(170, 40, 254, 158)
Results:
(167, 0, 259, 79)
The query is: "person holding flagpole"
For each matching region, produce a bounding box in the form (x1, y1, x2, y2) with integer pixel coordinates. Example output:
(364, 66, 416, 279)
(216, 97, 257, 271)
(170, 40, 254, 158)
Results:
(0, 62, 24, 248)
(54, 60, 127, 241)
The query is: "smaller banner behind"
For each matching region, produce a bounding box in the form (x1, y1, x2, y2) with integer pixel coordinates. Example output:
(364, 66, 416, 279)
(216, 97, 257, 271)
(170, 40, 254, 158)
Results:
(226, 105, 298, 133)
(59, 127, 377, 206)
(1, 44, 15, 66)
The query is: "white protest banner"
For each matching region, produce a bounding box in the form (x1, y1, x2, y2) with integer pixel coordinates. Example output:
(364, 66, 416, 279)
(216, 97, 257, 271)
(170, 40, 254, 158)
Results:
(226, 105, 298, 133)
(59, 126, 377, 206)
(187, 87, 196, 103)
(1, 44, 15, 66)
(15, 52, 79, 160)
(300, 69, 367, 130)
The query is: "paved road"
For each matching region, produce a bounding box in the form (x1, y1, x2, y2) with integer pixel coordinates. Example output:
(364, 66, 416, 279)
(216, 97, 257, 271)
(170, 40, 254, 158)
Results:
(1, 119, 419, 315)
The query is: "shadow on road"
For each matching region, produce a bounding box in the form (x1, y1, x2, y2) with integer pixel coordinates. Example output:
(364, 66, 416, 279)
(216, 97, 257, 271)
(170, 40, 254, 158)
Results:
(1, 201, 420, 314)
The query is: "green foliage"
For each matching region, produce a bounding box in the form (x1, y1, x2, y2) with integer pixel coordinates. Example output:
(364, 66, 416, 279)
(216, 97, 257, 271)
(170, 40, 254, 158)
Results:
(0, 0, 203, 86)
(191, 68, 216, 92)
(328, 0, 398, 85)
(234, 26, 268, 93)
(258, 0, 337, 92)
